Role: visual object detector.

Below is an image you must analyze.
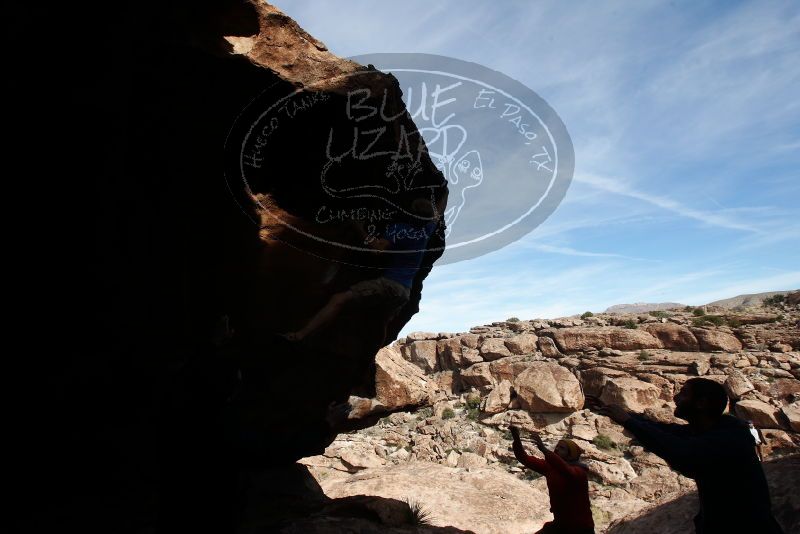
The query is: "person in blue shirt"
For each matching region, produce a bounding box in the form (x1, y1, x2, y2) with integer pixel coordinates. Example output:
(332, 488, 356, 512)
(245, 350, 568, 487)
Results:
(283, 196, 441, 342)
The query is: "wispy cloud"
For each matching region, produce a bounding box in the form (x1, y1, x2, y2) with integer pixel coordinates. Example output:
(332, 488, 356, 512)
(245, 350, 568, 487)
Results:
(643, 2, 800, 154)
(521, 242, 654, 261)
(609, 267, 728, 305)
(574, 172, 762, 232)
(274, 0, 800, 336)
(774, 140, 800, 153)
(406, 261, 615, 332)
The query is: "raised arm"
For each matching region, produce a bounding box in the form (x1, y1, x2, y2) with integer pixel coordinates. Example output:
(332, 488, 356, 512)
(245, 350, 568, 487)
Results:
(623, 415, 708, 475)
(596, 402, 705, 476)
(510, 427, 549, 474)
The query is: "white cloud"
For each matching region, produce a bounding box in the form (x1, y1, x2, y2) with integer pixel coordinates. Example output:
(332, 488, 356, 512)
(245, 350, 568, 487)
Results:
(574, 172, 762, 232)
(274, 0, 800, 337)
(520, 242, 653, 261)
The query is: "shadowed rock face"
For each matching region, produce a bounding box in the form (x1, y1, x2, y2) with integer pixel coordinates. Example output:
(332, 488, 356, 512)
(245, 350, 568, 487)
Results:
(216, 0, 448, 464)
(83, 1, 446, 532)
(606, 456, 799, 534)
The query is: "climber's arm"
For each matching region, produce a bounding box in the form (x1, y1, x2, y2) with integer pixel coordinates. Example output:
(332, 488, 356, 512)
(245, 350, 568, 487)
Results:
(510, 427, 549, 474)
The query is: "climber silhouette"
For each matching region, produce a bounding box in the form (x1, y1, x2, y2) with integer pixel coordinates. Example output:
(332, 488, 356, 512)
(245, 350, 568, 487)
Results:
(283, 196, 442, 343)
(595, 378, 784, 533)
(510, 427, 595, 534)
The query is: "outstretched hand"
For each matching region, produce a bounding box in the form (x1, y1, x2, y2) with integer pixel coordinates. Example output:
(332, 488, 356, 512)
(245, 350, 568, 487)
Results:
(510, 425, 546, 451)
(529, 431, 547, 452)
(586, 395, 632, 424)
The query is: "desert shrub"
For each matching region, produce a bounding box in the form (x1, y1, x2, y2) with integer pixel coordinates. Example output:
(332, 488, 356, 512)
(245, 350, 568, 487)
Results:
(649, 310, 670, 318)
(441, 408, 455, 420)
(638, 350, 651, 361)
(623, 319, 638, 329)
(726, 317, 741, 328)
(416, 407, 433, 420)
(465, 396, 481, 410)
(467, 408, 480, 421)
(501, 429, 513, 440)
(402, 499, 433, 526)
(693, 315, 724, 326)
(684, 306, 694, 312)
(764, 294, 785, 306)
(581, 311, 594, 319)
(507, 317, 520, 322)
(693, 308, 706, 316)
(591, 505, 613, 526)
(592, 434, 617, 450)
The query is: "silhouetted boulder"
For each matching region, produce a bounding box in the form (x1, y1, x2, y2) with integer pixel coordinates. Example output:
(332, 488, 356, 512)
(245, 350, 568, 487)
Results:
(89, 1, 446, 531)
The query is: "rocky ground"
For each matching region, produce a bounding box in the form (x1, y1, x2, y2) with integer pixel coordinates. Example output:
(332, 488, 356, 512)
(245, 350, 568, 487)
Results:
(295, 294, 800, 533)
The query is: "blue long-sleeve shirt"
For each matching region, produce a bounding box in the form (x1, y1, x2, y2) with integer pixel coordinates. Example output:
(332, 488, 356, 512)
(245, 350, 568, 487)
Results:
(623, 414, 783, 533)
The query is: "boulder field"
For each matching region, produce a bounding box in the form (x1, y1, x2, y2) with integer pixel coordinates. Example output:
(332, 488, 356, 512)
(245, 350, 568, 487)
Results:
(296, 299, 800, 533)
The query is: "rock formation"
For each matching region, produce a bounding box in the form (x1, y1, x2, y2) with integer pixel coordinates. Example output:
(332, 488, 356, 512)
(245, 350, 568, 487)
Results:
(66, 0, 799, 530)
(708, 290, 798, 309)
(299, 293, 800, 532)
(606, 302, 686, 314)
(86, 2, 446, 532)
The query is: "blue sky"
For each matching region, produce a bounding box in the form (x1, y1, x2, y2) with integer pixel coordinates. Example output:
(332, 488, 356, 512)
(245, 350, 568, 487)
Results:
(272, 0, 800, 335)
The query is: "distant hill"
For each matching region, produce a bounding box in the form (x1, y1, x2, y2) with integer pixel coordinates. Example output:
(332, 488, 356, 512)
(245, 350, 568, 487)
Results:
(706, 290, 797, 309)
(605, 302, 685, 314)
(603, 289, 799, 314)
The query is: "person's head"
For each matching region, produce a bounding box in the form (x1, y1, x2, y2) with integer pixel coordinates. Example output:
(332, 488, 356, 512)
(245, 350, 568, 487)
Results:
(554, 439, 582, 462)
(673, 378, 729, 423)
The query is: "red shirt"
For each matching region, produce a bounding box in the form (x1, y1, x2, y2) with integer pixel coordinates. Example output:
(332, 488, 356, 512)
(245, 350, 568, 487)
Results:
(513, 441, 594, 531)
